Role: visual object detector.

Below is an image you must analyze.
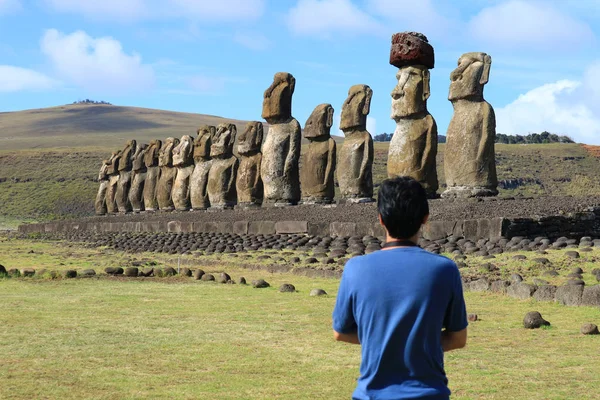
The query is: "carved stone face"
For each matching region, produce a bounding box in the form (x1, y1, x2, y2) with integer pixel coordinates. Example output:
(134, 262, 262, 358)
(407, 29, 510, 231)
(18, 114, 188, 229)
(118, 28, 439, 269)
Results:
(173, 135, 194, 167)
(193, 125, 215, 160)
(262, 72, 296, 123)
(158, 137, 179, 167)
(144, 139, 162, 167)
(132, 144, 148, 171)
(340, 84, 372, 132)
(391, 65, 429, 119)
(238, 121, 263, 155)
(449, 52, 491, 101)
(211, 123, 237, 158)
(304, 104, 334, 139)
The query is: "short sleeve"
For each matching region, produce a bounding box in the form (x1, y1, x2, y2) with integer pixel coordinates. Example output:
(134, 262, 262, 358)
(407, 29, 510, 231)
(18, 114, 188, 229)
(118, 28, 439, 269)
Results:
(443, 265, 468, 332)
(332, 264, 357, 334)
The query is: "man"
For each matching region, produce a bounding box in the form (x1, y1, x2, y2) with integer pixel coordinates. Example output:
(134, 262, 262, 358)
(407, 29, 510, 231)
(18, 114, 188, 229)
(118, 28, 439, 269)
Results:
(333, 176, 468, 400)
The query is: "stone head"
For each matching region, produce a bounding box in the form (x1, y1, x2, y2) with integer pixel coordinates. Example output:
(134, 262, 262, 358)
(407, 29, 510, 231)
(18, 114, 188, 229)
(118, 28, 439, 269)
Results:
(238, 121, 263, 155)
(211, 123, 237, 158)
(262, 72, 296, 123)
(304, 104, 334, 139)
(340, 84, 372, 132)
(449, 52, 491, 101)
(391, 65, 430, 119)
(194, 125, 216, 159)
(158, 137, 179, 167)
(144, 139, 162, 167)
(132, 143, 148, 171)
(173, 135, 194, 167)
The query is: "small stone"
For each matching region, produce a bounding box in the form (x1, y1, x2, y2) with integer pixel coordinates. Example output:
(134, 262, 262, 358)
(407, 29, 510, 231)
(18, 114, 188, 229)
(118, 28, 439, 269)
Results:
(566, 251, 580, 259)
(581, 323, 599, 335)
(468, 313, 478, 322)
(310, 288, 327, 296)
(21, 268, 35, 277)
(63, 270, 77, 279)
(218, 272, 231, 284)
(239, 277, 247, 285)
(279, 283, 296, 293)
(252, 279, 270, 288)
(523, 311, 550, 329)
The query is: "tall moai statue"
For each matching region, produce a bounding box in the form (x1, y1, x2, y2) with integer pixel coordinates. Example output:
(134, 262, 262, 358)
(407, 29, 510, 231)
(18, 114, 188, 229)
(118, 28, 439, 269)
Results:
(300, 104, 337, 204)
(156, 137, 180, 211)
(129, 143, 148, 212)
(105, 150, 121, 214)
(387, 32, 439, 197)
(142, 139, 162, 212)
(94, 158, 111, 215)
(115, 140, 136, 213)
(207, 123, 239, 210)
(337, 84, 374, 203)
(172, 135, 195, 211)
(260, 72, 301, 206)
(443, 52, 498, 198)
(236, 121, 263, 208)
(190, 125, 215, 210)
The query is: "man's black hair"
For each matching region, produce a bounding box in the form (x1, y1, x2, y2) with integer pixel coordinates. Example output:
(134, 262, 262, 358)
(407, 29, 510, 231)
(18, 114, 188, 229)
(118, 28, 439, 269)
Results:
(377, 176, 429, 239)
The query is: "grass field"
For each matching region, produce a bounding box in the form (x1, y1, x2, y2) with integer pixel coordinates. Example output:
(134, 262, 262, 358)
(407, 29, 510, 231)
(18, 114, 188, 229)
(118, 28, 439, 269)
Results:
(2, 238, 600, 399)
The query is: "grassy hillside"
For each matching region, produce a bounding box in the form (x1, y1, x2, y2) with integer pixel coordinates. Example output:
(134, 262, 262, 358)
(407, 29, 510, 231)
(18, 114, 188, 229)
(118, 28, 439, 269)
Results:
(2, 104, 600, 228)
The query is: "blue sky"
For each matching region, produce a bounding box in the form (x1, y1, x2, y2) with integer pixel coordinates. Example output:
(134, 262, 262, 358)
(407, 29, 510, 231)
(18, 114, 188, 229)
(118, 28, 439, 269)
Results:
(1, 0, 599, 143)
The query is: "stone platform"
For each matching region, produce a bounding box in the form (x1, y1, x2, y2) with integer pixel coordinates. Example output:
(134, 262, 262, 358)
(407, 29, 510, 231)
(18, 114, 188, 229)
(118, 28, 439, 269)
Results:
(18, 196, 600, 241)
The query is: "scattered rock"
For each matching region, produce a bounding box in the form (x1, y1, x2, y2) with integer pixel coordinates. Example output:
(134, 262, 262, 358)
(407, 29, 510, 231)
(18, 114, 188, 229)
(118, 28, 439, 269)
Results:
(571, 267, 584, 274)
(510, 273, 523, 284)
(279, 283, 296, 293)
(140, 268, 154, 277)
(80, 269, 96, 277)
(556, 284, 584, 306)
(252, 279, 270, 288)
(490, 280, 510, 293)
(566, 251, 580, 259)
(124, 267, 138, 277)
(580, 323, 599, 335)
(512, 255, 527, 260)
(193, 269, 205, 280)
(201, 273, 215, 281)
(164, 267, 177, 276)
(468, 313, 478, 322)
(507, 282, 537, 300)
(218, 272, 231, 284)
(21, 268, 35, 277)
(523, 311, 550, 329)
(63, 270, 77, 279)
(105, 267, 124, 275)
(468, 278, 490, 292)
(180, 268, 192, 277)
(310, 288, 327, 296)
(239, 277, 247, 285)
(533, 285, 557, 302)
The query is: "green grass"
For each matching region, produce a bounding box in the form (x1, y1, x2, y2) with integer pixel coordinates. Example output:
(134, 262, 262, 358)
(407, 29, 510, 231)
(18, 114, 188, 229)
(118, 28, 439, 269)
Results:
(1, 238, 600, 399)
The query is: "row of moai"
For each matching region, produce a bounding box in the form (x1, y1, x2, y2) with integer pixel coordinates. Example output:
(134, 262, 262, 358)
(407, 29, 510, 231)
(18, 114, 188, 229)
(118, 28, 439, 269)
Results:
(95, 31, 498, 214)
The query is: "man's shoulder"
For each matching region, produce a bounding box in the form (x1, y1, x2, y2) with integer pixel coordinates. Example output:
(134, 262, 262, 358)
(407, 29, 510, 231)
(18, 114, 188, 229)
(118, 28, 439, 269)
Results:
(344, 249, 458, 271)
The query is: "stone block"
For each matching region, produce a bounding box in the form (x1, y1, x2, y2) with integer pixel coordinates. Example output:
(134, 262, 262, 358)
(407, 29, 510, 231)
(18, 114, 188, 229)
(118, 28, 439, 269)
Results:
(275, 221, 308, 234)
(233, 221, 249, 235)
(330, 222, 357, 237)
(463, 220, 479, 240)
(422, 221, 448, 241)
(308, 222, 329, 236)
(356, 222, 386, 238)
(248, 221, 276, 235)
(507, 282, 537, 300)
(555, 285, 584, 306)
(582, 285, 600, 307)
(533, 285, 557, 302)
(141, 222, 163, 232)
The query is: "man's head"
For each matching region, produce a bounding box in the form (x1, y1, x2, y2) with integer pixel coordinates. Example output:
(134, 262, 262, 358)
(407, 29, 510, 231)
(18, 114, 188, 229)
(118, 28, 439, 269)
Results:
(377, 176, 429, 239)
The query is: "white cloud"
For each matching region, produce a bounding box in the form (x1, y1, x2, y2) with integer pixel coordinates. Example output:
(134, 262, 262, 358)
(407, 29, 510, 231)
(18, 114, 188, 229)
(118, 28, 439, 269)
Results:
(0, 0, 20, 14)
(496, 63, 600, 144)
(468, 0, 595, 51)
(287, 0, 384, 38)
(0, 66, 59, 92)
(233, 32, 270, 51)
(42, 0, 265, 21)
(40, 29, 155, 94)
(367, 116, 377, 136)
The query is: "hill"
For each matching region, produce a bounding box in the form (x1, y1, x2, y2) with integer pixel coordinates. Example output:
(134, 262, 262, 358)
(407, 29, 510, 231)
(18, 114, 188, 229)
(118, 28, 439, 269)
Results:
(2, 104, 600, 229)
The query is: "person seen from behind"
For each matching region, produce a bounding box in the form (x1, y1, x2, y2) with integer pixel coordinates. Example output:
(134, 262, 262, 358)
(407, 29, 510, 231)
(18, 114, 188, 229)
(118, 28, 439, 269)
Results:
(332, 176, 468, 399)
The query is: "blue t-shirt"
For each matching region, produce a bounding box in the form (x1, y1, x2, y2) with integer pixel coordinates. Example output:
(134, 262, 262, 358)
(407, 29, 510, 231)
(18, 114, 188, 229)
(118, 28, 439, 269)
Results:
(332, 247, 468, 400)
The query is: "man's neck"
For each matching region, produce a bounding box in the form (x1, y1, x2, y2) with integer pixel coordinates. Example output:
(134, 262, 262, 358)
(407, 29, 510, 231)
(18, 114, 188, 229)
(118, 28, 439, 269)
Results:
(383, 233, 421, 249)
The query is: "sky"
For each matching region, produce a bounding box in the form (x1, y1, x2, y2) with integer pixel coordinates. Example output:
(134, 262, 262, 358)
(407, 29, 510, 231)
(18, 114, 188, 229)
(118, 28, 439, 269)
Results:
(0, 0, 599, 143)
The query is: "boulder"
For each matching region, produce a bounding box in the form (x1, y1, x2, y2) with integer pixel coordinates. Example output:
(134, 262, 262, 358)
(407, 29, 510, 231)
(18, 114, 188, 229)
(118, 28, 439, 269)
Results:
(533, 285, 557, 302)
(218, 272, 231, 284)
(63, 270, 77, 279)
(180, 268, 192, 277)
(566, 251, 580, 259)
(80, 269, 96, 277)
(507, 283, 536, 300)
(239, 277, 247, 285)
(581, 323, 599, 335)
(523, 311, 550, 329)
(201, 273, 215, 282)
(193, 269, 205, 280)
(105, 267, 124, 275)
(490, 280, 510, 293)
(0, 264, 6, 275)
(555, 284, 584, 306)
(310, 288, 328, 296)
(510, 273, 523, 284)
(140, 268, 154, 277)
(582, 285, 600, 307)
(22, 268, 36, 277)
(279, 283, 296, 293)
(468, 278, 490, 292)
(8, 269, 21, 277)
(124, 267, 138, 277)
(252, 279, 270, 288)
(164, 267, 176, 276)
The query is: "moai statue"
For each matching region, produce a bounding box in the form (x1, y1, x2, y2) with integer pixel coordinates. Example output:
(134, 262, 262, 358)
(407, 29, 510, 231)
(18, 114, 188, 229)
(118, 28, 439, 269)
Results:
(142, 139, 162, 212)
(172, 135, 195, 211)
(115, 140, 136, 213)
(156, 137, 180, 211)
(260, 72, 301, 206)
(387, 32, 439, 197)
(129, 143, 148, 212)
(207, 123, 239, 210)
(190, 125, 216, 210)
(236, 121, 264, 208)
(105, 150, 121, 214)
(94, 158, 111, 215)
(337, 84, 374, 203)
(443, 52, 498, 198)
(300, 104, 336, 204)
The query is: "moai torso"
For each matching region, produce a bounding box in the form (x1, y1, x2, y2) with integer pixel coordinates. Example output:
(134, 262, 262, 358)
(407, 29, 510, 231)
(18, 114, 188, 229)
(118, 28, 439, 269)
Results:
(129, 143, 148, 212)
(443, 52, 497, 198)
(260, 72, 301, 206)
(105, 151, 121, 214)
(236, 121, 263, 207)
(142, 139, 162, 211)
(95, 159, 111, 215)
(301, 104, 336, 203)
(156, 137, 179, 211)
(337, 85, 374, 202)
(172, 135, 195, 211)
(388, 61, 438, 196)
(207, 124, 238, 209)
(190, 126, 215, 210)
